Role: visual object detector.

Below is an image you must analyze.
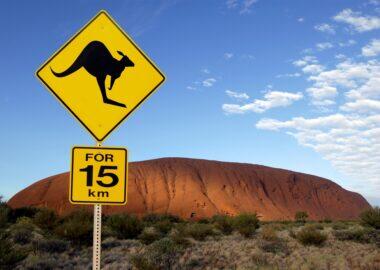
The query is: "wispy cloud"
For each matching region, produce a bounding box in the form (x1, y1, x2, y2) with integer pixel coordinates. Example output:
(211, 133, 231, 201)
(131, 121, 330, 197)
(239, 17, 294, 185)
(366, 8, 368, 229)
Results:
(314, 23, 335, 34)
(225, 90, 250, 100)
(362, 39, 380, 57)
(201, 68, 210, 74)
(293, 56, 318, 67)
(202, 78, 217, 87)
(276, 72, 301, 78)
(223, 91, 303, 114)
(316, 42, 334, 51)
(298, 17, 304, 23)
(334, 9, 380, 32)
(226, 0, 258, 14)
(224, 52, 234, 59)
(339, 39, 356, 47)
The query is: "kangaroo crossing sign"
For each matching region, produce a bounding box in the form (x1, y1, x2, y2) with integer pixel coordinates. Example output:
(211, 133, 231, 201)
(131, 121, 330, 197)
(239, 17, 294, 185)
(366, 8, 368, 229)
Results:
(70, 146, 128, 204)
(36, 11, 165, 141)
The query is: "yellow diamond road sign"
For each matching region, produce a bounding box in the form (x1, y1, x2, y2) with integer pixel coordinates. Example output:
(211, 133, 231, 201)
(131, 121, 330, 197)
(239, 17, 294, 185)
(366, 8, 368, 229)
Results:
(36, 11, 165, 141)
(70, 146, 128, 205)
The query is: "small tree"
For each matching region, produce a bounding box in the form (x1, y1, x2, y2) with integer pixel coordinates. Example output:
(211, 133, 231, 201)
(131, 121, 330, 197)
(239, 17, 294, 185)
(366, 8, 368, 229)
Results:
(107, 214, 143, 239)
(360, 207, 380, 229)
(33, 208, 58, 231)
(232, 213, 260, 238)
(296, 226, 327, 246)
(295, 211, 308, 223)
(0, 196, 10, 228)
(55, 210, 93, 245)
(211, 215, 234, 235)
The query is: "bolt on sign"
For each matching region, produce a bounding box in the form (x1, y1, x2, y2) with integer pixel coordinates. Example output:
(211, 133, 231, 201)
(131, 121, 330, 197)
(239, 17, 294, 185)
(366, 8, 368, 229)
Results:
(36, 11, 165, 142)
(70, 146, 127, 204)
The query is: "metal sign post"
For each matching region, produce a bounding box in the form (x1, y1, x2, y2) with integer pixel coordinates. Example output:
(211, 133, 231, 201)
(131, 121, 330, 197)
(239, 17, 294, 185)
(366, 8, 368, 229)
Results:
(93, 141, 102, 270)
(93, 204, 102, 270)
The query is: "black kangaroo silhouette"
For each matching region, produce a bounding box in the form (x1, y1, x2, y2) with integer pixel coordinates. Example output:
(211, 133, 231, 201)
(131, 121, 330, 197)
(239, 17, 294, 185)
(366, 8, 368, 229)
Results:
(51, 40, 134, 108)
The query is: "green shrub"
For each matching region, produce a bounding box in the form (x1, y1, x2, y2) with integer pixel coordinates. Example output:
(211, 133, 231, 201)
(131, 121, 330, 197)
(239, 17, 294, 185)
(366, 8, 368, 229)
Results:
(11, 217, 36, 244)
(154, 220, 174, 235)
(295, 211, 308, 223)
(139, 227, 162, 245)
(142, 213, 181, 224)
(0, 232, 27, 268)
(55, 210, 92, 245)
(107, 213, 143, 239)
(307, 223, 324, 230)
(296, 226, 327, 246)
(197, 218, 210, 224)
(211, 215, 233, 235)
(131, 238, 185, 269)
(183, 223, 215, 241)
(261, 226, 278, 241)
(33, 208, 58, 231)
(9, 207, 39, 222)
(333, 227, 378, 246)
(169, 229, 191, 247)
(289, 229, 296, 239)
(233, 213, 260, 238)
(259, 239, 289, 255)
(320, 218, 332, 223)
(332, 222, 348, 230)
(32, 238, 68, 253)
(23, 254, 57, 270)
(130, 254, 155, 270)
(0, 196, 10, 228)
(360, 207, 380, 229)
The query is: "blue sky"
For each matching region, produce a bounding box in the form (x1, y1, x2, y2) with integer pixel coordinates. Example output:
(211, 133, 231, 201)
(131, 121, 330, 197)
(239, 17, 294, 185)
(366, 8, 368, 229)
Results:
(1, 0, 380, 206)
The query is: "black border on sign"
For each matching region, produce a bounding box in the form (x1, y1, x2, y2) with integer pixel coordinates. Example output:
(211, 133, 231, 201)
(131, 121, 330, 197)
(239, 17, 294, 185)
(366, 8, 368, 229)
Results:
(70, 146, 128, 205)
(36, 10, 166, 142)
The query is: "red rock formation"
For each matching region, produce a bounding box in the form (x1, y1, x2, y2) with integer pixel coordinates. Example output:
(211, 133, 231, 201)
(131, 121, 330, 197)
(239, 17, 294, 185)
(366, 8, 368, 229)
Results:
(8, 158, 370, 220)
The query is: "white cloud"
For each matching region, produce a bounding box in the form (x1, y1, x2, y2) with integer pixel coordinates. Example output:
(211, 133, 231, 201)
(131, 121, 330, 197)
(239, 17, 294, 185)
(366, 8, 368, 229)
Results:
(298, 17, 304, 22)
(202, 78, 217, 87)
(346, 77, 380, 100)
(226, 0, 258, 14)
(308, 60, 375, 88)
(334, 9, 380, 32)
(240, 0, 258, 14)
(186, 86, 196, 90)
(362, 39, 380, 57)
(201, 68, 210, 74)
(314, 23, 335, 34)
(224, 53, 234, 59)
(341, 99, 380, 113)
(292, 55, 318, 67)
(339, 39, 356, 47)
(316, 42, 334, 51)
(306, 85, 338, 102)
(222, 91, 303, 114)
(226, 0, 238, 9)
(335, 54, 347, 59)
(225, 90, 250, 100)
(256, 113, 380, 197)
(255, 55, 380, 197)
(276, 72, 301, 78)
(242, 54, 255, 60)
(302, 64, 325, 74)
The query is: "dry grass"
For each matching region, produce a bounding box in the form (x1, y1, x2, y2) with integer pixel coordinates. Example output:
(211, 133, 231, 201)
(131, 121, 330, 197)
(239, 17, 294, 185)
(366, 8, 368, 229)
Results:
(4, 215, 379, 269)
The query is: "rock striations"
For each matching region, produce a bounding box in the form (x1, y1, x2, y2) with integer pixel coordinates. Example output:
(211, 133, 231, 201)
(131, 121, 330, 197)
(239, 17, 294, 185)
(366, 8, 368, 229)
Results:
(8, 158, 370, 220)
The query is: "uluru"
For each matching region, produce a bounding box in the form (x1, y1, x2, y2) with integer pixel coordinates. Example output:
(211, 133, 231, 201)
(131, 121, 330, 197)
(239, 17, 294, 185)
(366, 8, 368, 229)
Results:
(8, 158, 371, 220)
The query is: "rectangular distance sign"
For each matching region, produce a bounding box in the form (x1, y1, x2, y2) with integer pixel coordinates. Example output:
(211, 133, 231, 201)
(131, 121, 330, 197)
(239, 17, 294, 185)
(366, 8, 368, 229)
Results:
(70, 146, 128, 205)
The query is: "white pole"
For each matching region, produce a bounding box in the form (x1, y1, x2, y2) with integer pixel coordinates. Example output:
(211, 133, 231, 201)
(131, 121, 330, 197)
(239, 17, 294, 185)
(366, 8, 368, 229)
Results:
(93, 141, 102, 270)
(93, 204, 102, 270)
